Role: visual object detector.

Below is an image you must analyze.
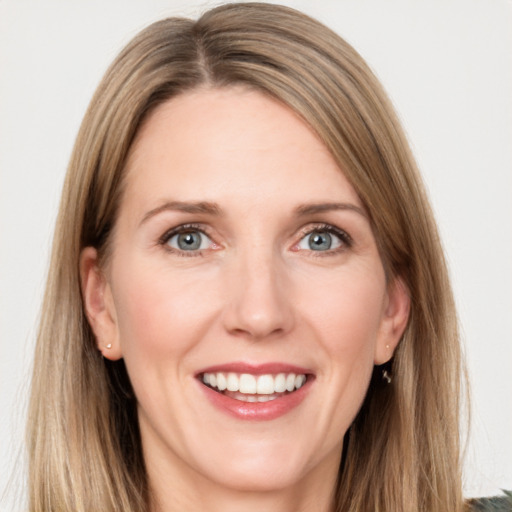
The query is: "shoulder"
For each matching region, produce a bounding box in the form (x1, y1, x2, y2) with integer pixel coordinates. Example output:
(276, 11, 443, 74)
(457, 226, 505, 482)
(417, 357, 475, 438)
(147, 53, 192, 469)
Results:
(467, 491, 512, 511)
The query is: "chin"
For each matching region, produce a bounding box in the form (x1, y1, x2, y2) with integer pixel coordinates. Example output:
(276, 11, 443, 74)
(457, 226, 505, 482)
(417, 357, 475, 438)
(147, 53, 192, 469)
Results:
(192, 438, 322, 494)
(203, 461, 305, 493)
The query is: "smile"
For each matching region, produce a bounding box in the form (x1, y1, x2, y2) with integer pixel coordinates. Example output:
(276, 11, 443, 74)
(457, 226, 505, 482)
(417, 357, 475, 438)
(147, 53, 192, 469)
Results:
(202, 372, 307, 402)
(196, 363, 314, 420)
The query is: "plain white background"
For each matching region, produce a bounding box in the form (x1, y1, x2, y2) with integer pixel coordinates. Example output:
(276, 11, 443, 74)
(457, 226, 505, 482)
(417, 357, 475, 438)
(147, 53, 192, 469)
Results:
(1, 0, 510, 508)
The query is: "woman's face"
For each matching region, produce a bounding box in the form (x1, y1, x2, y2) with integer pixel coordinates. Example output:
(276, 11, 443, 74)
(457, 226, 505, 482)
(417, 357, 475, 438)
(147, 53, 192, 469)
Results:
(82, 87, 409, 497)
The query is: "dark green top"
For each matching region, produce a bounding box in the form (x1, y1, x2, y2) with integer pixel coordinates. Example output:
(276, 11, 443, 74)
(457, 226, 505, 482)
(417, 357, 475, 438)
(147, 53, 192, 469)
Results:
(468, 491, 512, 511)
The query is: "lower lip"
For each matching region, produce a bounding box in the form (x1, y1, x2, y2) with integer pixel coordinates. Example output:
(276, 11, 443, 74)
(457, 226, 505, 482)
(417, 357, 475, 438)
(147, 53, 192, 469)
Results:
(198, 378, 313, 421)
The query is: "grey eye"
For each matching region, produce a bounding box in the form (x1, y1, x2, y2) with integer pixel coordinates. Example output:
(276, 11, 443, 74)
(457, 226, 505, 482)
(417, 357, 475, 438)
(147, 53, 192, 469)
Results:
(298, 230, 342, 251)
(168, 231, 211, 251)
(308, 232, 332, 250)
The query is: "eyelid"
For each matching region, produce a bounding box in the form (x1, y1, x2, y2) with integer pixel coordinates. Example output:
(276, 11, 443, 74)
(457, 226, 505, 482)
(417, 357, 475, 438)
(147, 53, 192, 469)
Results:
(293, 223, 352, 252)
(158, 223, 218, 255)
(157, 222, 351, 256)
(159, 223, 205, 243)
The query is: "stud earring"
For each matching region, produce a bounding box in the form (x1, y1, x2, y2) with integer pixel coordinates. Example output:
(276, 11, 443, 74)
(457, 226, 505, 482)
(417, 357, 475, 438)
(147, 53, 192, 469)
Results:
(105, 343, 112, 349)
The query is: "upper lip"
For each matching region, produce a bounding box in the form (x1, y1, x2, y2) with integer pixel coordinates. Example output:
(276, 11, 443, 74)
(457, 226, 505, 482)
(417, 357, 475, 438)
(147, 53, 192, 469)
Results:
(196, 362, 313, 377)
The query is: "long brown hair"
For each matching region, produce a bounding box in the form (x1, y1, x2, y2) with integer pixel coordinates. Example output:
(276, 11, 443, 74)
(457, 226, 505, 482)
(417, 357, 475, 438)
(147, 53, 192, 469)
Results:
(27, 3, 465, 511)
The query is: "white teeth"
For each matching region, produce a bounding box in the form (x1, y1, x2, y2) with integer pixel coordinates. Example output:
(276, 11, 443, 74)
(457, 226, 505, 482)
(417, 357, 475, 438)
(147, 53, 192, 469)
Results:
(274, 373, 287, 393)
(226, 373, 239, 392)
(239, 374, 257, 394)
(201, 371, 308, 395)
(285, 373, 296, 392)
(222, 393, 282, 403)
(216, 373, 227, 391)
(295, 374, 306, 389)
(256, 374, 275, 394)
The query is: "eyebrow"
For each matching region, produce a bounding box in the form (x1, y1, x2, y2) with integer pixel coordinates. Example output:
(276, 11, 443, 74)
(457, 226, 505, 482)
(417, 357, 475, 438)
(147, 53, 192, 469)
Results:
(140, 201, 222, 225)
(294, 202, 368, 219)
(140, 200, 367, 226)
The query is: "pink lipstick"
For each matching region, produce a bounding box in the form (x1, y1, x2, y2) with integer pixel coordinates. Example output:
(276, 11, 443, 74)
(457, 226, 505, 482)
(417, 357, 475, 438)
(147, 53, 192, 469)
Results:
(196, 362, 314, 421)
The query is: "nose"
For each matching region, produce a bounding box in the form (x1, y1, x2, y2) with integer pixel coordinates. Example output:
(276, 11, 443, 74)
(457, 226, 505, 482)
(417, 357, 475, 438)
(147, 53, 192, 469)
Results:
(221, 247, 295, 341)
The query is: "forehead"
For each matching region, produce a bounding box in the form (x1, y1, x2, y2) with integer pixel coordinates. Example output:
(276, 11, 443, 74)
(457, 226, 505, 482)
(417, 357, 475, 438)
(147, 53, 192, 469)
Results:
(123, 87, 362, 212)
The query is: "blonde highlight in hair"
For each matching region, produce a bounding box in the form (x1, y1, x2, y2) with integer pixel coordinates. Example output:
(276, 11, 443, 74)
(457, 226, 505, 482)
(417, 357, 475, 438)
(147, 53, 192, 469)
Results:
(27, 3, 465, 511)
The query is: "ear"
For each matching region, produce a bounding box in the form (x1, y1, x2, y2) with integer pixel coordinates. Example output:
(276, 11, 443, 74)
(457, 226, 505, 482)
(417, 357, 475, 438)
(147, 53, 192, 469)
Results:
(374, 277, 410, 365)
(80, 247, 123, 360)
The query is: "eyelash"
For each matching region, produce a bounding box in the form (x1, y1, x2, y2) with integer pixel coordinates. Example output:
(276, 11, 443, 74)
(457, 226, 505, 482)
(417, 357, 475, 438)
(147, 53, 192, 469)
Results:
(158, 222, 352, 257)
(295, 223, 352, 256)
(158, 223, 213, 257)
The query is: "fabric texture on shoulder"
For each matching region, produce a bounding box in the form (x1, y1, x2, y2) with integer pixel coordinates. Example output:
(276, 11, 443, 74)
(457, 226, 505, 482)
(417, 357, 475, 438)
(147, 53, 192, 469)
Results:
(467, 491, 512, 511)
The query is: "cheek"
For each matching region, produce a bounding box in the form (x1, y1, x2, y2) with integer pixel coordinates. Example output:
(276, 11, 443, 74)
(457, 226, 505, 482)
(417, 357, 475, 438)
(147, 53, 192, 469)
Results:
(299, 265, 385, 411)
(111, 260, 220, 369)
(302, 267, 386, 355)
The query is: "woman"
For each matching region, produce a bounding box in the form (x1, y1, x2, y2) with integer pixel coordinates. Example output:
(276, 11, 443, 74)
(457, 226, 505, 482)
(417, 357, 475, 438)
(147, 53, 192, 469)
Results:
(25, 3, 510, 511)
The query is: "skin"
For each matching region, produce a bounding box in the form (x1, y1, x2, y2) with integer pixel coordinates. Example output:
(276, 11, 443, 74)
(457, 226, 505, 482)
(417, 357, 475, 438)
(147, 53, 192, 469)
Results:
(81, 87, 410, 512)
